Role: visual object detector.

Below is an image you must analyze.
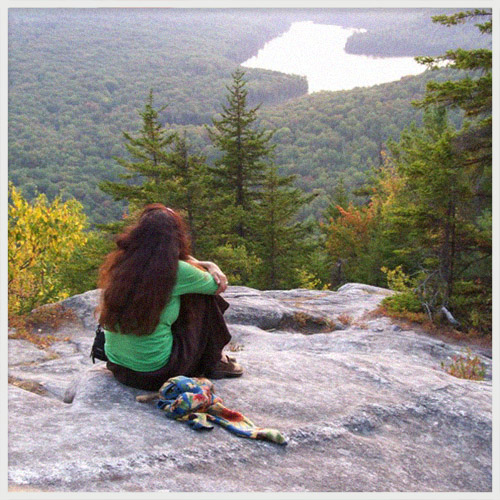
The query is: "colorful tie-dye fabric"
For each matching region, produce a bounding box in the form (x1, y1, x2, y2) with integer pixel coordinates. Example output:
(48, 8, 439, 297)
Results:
(157, 376, 287, 445)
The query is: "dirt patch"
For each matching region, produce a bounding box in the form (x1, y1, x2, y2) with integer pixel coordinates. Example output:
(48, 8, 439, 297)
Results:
(8, 304, 76, 349)
(8, 376, 47, 396)
(279, 311, 339, 334)
(372, 306, 492, 353)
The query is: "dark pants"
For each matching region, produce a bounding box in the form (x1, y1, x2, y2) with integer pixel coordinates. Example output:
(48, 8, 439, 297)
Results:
(106, 294, 232, 391)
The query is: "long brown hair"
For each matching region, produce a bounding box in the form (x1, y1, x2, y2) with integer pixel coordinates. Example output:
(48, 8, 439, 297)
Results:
(98, 204, 191, 336)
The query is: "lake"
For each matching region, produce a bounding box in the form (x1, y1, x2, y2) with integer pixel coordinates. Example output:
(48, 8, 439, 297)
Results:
(242, 21, 426, 93)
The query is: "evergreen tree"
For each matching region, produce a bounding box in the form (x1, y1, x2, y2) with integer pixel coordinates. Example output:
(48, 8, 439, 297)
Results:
(207, 69, 274, 241)
(322, 175, 351, 224)
(170, 132, 213, 254)
(99, 90, 179, 219)
(321, 175, 353, 288)
(252, 166, 314, 289)
(414, 9, 492, 208)
(408, 9, 492, 331)
(99, 91, 213, 249)
(386, 108, 478, 305)
(206, 69, 318, 289)
(322, 175, 353, 231)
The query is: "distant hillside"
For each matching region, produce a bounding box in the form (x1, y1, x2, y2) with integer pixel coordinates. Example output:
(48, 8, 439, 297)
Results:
(8, 8, 490, 224)
(307, 8, 491, 56)
(257, 69, 469, 219)
(8, 9, 308, 223)
(175, 69, 465, 221)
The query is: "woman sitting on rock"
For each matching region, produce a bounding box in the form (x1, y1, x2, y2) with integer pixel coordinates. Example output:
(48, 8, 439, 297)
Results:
(97, 203, 243, 391)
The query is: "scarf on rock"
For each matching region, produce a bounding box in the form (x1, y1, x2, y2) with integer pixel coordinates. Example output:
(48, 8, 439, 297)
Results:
(157, 376, 286, 445)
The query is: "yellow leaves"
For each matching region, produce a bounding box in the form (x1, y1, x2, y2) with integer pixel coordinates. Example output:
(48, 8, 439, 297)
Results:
(294, 268, 327, 290)
(8, 184, 88, 315)
(381, 265, 412, 292)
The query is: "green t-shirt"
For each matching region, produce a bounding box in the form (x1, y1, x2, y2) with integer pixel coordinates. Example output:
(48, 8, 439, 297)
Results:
(104, 260, 218, 372)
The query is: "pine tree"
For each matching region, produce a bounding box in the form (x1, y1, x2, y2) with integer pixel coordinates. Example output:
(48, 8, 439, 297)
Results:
(99, 89, 179, 217)
(322, 175, 351, 227)
(321, 175, 352, 287)
(252, 166, 314, 289)
(170, 132, 213, 254)
(99, 91, 213, 248)
(408, 9, 492, 330)
(385, 107, 482, 311)
(207, 69, 274, 241)
(414, 9, 492, 206)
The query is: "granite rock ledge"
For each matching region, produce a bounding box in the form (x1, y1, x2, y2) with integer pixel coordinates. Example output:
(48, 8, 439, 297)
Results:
(8, 284, 492, 492)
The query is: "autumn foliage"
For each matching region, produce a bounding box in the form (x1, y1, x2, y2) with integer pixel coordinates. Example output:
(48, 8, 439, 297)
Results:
(8, 184, 88, 315)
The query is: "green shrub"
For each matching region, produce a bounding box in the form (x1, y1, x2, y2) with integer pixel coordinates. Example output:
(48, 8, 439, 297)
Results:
(57, 230, 114, 296)
(381, 265, 423, 314)
(209, 243, 262, 287)
(448, 279, 492, 336)
(382, 291, 422, 313)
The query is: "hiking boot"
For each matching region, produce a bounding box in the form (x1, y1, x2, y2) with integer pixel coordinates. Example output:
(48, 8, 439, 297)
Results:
(207, 353, 244, 379)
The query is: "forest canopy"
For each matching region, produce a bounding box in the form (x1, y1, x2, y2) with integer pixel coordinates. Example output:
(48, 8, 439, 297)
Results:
(8, 8, 489, 224)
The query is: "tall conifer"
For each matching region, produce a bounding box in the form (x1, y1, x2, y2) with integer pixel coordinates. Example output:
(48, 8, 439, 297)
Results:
(99, 90, 178, 214)
(408, 9, 492, 328)
(170, 132, 213, 254)
(207, 69, 274, 241)
(386, 108, 476, 303)
(414, 9, 492, 209)
(99, 91, 212, 249)
(252, 166, 314, 289)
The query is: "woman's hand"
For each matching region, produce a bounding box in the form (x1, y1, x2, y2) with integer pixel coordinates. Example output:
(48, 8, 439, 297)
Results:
(186, 256, 228, 294)
(202, 261, 228, 294)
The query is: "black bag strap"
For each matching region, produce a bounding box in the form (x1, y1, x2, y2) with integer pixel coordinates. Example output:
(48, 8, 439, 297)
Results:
(90, 324, 108, 363)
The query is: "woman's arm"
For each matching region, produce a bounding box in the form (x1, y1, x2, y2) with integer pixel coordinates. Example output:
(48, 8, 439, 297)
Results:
(185, 256, 228, 294)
